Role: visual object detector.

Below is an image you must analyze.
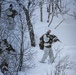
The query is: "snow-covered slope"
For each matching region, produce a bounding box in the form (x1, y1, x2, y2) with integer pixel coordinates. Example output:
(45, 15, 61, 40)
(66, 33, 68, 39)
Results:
(18, 5, 76, 75)
(0, 72, 4, 75)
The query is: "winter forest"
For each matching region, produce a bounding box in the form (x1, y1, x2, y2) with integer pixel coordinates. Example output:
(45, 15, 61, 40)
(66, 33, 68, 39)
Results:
(0, 0, 76, 75)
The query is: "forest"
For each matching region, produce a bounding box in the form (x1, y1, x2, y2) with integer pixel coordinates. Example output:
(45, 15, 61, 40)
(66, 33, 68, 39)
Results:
(0, 0, 76, 75)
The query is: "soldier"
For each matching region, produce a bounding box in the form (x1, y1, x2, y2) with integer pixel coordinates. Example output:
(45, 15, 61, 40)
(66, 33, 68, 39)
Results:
(39, 30, 61, 63)
(6, 4, 18, 18)
(6, 4, 18, 30)
(0, 61, 8, 74)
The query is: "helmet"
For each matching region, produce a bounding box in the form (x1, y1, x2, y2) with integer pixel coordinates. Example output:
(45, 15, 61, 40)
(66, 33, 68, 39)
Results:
(47, 30, 51, 33)
(9, 4, 13, 8)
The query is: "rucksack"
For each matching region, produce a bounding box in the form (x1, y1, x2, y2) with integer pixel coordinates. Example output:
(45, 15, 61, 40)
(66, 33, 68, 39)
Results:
(39, 35, 44, 50)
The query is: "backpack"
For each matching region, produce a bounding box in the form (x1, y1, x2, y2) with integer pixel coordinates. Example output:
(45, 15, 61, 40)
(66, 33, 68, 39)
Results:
(39, 35, 44, 50)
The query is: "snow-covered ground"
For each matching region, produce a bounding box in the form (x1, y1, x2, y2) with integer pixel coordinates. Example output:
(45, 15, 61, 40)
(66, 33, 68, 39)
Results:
(1, 2, 76, 75)
(0, 71, 4, 75)
(18, 5, 76, 75)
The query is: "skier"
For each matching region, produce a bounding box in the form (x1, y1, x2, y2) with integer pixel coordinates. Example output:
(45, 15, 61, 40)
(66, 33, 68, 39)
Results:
(39, 30, 61, 63)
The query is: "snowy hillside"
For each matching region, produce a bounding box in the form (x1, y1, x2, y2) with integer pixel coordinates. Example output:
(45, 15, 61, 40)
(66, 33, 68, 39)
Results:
(18, 5, 76, 75)
(0, 72, 4, 75)
(0, 0, 76, 75)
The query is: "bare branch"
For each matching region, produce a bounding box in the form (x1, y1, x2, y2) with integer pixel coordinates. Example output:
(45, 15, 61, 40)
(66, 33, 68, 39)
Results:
(54, 19, 65, 29)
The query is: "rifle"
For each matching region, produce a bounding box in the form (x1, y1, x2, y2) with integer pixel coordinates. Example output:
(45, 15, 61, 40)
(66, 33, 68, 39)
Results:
(57, 39, 62, 43)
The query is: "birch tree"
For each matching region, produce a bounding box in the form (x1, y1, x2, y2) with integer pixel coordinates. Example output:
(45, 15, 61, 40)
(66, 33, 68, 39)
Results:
(40, 0, 43, 22)
(73, 0, 76, 19)
(16, 0, 36, 47)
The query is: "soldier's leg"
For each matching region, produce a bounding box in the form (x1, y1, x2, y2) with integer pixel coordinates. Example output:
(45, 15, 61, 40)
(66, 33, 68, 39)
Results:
(49, 48, 54, 63)
(40, 47, 49, 63)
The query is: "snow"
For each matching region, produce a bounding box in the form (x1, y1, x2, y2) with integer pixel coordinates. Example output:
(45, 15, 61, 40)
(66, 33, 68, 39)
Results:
(0, 72, 4, 75)
(1, 1, 76, 75)
(18, 5, 76, 75)
(34, 5, 76, 75)
(18, 71, 26, 75)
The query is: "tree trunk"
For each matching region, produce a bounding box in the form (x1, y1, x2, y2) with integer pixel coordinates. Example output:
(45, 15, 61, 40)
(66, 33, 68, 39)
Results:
(23, 7, 36, 47)
(47, 3, 51, 22)
(18, 14, 24, 71)
(48, 1, 54, 27)
(60, 0, 62, 8)
(0, 3, 1, 17)
(19, 47, 23, 71)
(40, 0, 43, 22)
(16, 0, 36, 47)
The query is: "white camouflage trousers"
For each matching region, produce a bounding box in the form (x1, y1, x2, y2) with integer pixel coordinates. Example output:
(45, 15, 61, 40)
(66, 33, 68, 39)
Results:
(40, 47, 54, 63)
